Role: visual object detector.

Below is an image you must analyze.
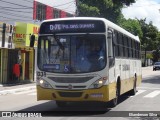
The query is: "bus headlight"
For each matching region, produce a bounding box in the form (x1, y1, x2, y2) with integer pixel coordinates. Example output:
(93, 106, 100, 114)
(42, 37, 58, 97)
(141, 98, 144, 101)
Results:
(38, 79, 52, 89)
(89, 78, 107, 89)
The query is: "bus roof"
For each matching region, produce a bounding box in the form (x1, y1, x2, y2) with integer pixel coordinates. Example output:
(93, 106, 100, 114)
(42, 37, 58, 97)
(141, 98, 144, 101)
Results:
(42, 17, 140, 42)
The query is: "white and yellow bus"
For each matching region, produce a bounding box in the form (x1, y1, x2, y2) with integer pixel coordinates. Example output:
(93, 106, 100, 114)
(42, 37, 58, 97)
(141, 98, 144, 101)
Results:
(36, 17, 142, 107)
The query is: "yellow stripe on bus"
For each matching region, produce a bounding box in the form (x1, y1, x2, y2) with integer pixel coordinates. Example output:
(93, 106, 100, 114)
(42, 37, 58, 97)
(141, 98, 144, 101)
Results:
(37, 75, 142, 102)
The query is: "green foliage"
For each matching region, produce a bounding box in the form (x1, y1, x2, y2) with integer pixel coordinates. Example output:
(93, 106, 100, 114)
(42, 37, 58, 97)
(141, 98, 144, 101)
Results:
(78, 0, 135, 23)
(156, 32, 160, 49)
(152, 50, 160, 62)
(79, 4, 100, 17)
(146, 53, 153, 59)
(77, 0, 160, 61)
(112, 0, 135, 6)
(119, 18, 143, 38)
(138, 19, 158, 51)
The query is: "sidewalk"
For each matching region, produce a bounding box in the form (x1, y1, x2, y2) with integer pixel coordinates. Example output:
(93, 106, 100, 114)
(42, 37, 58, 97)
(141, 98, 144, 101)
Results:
(142, 66, 153, 76)
(0, 82, 36, 95)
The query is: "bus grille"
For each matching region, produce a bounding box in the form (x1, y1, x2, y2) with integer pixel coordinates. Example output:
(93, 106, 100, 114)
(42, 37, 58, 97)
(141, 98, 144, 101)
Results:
(55, 85, 86, 89)
(48, 77, 93, 83)
(58, 92, 83, 97)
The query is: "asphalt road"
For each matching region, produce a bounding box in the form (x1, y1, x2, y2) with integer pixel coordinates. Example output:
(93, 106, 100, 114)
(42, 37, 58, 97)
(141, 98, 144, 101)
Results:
(0, 66, 160, 119)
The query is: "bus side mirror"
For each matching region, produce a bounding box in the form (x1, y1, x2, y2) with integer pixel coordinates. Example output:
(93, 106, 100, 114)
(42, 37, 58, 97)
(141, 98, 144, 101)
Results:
(30, 34, 35, 47)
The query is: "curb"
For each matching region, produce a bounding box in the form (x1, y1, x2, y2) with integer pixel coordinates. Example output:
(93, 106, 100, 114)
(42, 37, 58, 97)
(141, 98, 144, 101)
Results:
(0, 86, 36, 95)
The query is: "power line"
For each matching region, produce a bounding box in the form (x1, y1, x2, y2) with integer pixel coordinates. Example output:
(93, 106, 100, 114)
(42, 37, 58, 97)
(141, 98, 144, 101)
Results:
(0, 0, 31, 8)
(52, 1, 75, 8)
(0, 11, 32, 19)
(0, 0, 76, 22)
(0, 19, 33, 22)
(0, 15, 32, 21)
(60, 3, 74, 10)
(0, 0, 75, 13)
(0, 8, 32, 13)
(0, 5, 32, 9)
(21, 0, 33, 3)
(60, 2, 76, 13)
(0, 0, 73, 10)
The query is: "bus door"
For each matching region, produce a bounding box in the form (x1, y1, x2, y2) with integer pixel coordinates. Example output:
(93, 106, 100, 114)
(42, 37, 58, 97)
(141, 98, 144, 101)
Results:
(107, 29, 115, 83)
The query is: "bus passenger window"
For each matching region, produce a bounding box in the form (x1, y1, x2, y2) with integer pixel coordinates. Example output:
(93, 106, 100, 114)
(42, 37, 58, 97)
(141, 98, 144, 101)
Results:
(108, 31, 113, 57)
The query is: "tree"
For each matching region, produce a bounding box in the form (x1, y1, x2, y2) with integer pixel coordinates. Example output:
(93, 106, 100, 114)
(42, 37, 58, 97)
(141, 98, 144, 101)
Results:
(138, 19, 158, 51)
(152, 50, 160, 63)
(119, 18, 143, 38)
(155, 32, 160, 50)
(78, 0, 135, 23)
(137, 19, 159, 66)
(151, 32, 160, 62)
(78, 3, 100, 17)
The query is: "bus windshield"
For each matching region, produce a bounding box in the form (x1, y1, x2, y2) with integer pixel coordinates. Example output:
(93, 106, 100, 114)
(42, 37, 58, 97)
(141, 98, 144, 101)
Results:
(37, 34, 106, 73)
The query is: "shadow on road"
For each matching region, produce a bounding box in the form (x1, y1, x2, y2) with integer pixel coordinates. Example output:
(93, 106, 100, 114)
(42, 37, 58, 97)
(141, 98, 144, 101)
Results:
(17, 101, 110, 116)
(17, 95, 130, 117)
(142, 75, 160, 84)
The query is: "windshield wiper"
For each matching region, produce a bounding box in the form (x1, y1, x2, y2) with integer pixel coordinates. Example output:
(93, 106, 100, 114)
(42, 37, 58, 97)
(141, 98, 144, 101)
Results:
(54, 35, 64, 50)
(53, 35, 65, 59)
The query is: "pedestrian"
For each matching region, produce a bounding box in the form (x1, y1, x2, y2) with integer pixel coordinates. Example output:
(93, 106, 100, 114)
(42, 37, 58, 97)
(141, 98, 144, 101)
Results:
(13, 62, 20, 82)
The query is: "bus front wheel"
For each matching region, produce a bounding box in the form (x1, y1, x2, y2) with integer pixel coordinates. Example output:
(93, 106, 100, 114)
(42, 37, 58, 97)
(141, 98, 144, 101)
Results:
(108, 81, 120, 107)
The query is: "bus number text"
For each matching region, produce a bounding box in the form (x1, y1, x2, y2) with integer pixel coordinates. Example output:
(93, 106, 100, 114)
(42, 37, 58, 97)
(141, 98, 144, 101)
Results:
(37, 71, 46, 77)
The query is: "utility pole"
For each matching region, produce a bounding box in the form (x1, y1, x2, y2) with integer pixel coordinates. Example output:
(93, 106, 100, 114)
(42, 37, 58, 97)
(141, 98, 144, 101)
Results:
(75, 0, 79, 16)
(144, 37, 150, 66)
(2, 23, 6, 47)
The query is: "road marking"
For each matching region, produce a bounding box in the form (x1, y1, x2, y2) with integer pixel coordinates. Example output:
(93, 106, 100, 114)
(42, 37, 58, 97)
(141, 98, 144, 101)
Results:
(138, 87, 160, 90)
(130, 90, 146, 97)
(135, 90, 146, 96)
(14, 89, 36, 95)
(144, 90, 160, 98)
(28, 93, 36, 95)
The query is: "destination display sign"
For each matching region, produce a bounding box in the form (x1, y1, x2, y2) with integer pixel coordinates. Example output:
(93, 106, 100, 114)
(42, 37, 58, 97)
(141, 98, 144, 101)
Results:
(39, 20, 106, 34)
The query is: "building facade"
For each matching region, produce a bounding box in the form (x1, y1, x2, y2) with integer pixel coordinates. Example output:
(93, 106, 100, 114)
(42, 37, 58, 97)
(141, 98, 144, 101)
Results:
(0, 0, 76, 24)
(0, 0, 76, 84)
(33, 0, 75, 21)
(0, 22, 15, 84)
(14, 22, 39, 82)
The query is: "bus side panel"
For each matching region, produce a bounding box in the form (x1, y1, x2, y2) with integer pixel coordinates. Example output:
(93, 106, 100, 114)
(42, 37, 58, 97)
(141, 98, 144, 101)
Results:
(137, 74, 142, 87)
(120, 77, 134, 95)
(115, 59, 142, 95)
(136, 60, 142, 86)
(108, 82, 117, 100)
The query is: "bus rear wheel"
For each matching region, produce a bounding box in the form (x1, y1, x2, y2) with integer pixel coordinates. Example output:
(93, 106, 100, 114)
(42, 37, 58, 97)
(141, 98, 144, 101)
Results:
(56, 101, 67, 107)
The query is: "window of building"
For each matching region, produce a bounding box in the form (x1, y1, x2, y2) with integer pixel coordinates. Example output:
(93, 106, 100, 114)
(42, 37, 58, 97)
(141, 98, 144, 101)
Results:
(36, 2, 46, 21)
(54, 9, 60, 18)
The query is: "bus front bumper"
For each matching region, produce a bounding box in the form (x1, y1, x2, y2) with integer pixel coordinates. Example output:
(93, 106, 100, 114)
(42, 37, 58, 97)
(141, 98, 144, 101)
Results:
(36, 84, 116, 102)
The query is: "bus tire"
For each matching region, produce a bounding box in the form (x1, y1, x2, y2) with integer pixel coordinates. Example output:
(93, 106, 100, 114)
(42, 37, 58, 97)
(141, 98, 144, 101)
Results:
(129, 75, 137, 95)
(56, 101, 67, 107)
(109, 80, 120, 107)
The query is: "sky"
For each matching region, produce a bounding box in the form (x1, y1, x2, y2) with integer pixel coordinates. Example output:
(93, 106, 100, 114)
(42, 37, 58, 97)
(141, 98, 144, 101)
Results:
(37, 0, 160, 30)
(122, 0, 160, 30)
